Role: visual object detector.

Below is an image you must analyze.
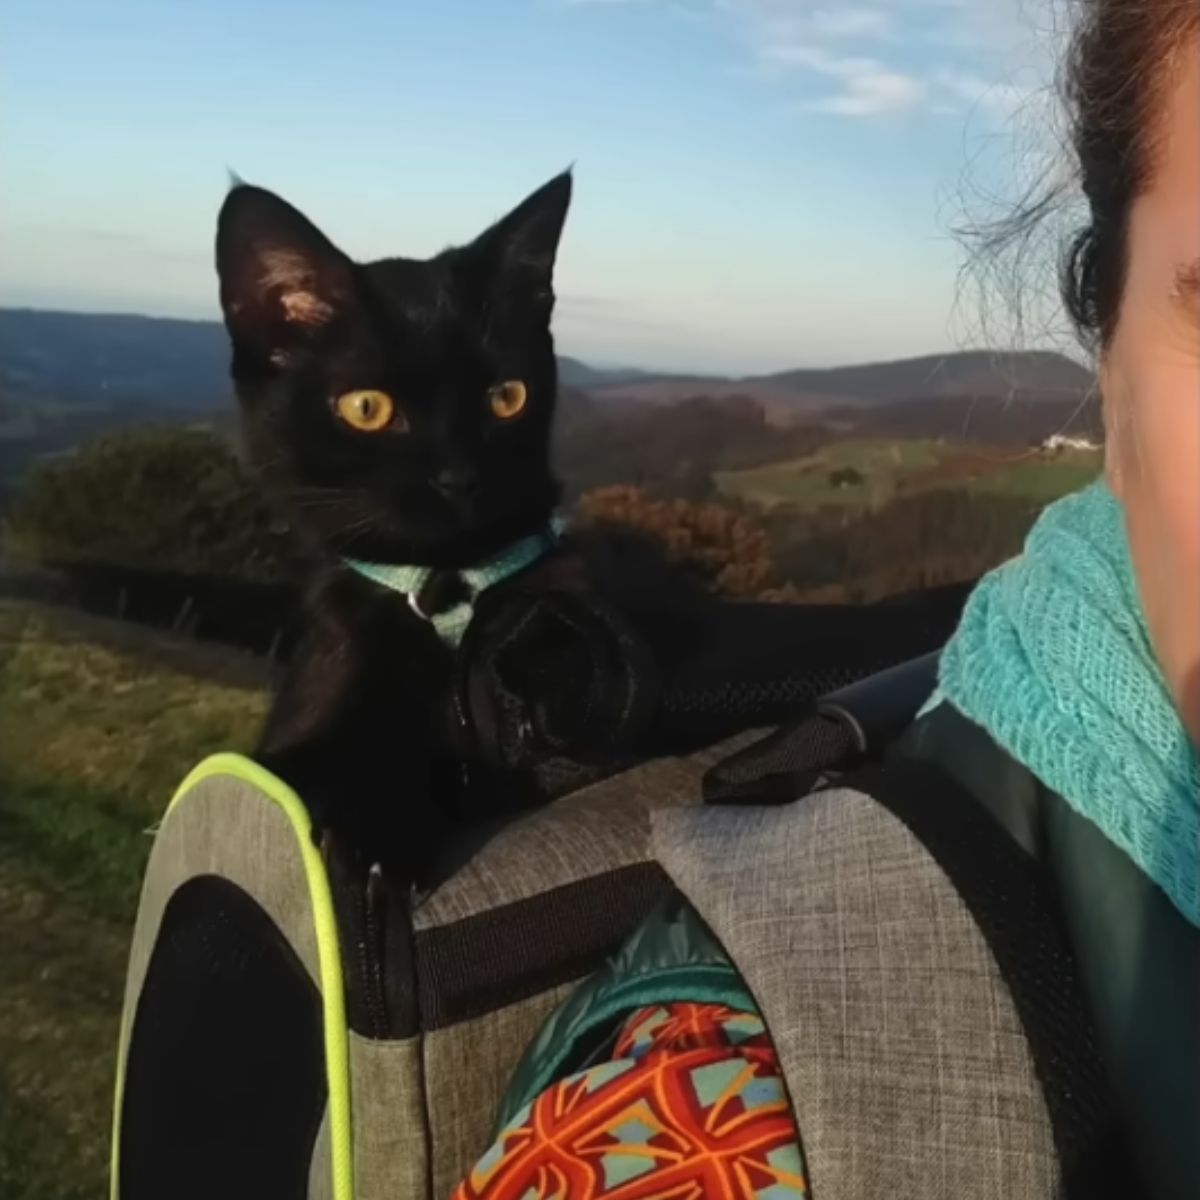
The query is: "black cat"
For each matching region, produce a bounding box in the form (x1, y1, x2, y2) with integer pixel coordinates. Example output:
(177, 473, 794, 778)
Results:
(215, 172, 659, 885)
(214, 173, 972, 888)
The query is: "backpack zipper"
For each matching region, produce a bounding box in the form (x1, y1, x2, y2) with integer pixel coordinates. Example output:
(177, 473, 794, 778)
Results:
(356, 862, 390, 1038)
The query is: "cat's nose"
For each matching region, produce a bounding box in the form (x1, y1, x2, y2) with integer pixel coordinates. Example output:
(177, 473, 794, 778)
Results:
(432, 465, 480, 501)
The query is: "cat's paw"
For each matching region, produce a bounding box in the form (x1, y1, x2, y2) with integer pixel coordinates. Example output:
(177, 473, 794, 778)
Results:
(310, 803, 373, 878)
(256, 751, 414, 887)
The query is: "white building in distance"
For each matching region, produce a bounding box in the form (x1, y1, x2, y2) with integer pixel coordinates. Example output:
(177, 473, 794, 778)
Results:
(1042, 433, 1101, 454)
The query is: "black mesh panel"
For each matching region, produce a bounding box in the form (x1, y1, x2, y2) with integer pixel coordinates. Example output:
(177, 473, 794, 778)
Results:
(119, 876, 326, 1200)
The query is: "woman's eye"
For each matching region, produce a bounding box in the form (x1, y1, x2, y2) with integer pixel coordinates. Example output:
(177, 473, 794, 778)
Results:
(489, 380, 528, 421)
(333, 390, 405, 433)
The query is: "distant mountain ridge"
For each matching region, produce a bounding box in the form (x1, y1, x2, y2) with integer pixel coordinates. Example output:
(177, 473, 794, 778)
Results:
(0, 307, 1093, 417)
(556, 357, 668, 391)
(0, 309, 666, 410)
(0, 308, 229, 410)
(588, 349, 1093, 413)
(750, 349, 1090, 403)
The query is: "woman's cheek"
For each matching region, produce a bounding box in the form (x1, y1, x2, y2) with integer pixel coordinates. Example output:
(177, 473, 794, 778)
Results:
(1124, 356, 1200, 742)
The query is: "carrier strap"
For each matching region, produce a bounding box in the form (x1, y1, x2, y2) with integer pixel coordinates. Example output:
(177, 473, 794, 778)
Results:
(702, 652, 939, 803)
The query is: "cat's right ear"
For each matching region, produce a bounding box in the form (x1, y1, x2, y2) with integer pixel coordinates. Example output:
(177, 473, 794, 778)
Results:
(470, 171, 573, 304)
(215, 185, 356, 359)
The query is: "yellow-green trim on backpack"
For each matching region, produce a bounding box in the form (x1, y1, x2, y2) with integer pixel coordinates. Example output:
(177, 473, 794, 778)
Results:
(109, 753, 354, 1200)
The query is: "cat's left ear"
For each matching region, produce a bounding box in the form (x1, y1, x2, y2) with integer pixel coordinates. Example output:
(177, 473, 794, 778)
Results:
(472, 171, 573, 301)
(215, 184, 357, 358)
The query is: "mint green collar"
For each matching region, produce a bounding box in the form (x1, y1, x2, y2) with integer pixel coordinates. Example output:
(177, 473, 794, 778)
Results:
(344, 518, 565, 647)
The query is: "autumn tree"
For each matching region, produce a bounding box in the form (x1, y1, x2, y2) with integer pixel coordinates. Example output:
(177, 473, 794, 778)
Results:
(576, 485, 774, 598)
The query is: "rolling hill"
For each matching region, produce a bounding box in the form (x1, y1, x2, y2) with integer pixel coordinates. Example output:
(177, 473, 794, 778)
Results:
(749, 349, 1090, 404)
(556, 356, 674, 391)
(589, 349, 1094, 414)
(0, 309, 665, 413)
(2, 308, 1093, 417)
(0, 308, 229, 410)
(0, 307, 1098, 504)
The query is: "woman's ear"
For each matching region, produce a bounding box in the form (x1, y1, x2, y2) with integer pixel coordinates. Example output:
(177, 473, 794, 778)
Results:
(215, 184, 356, 360)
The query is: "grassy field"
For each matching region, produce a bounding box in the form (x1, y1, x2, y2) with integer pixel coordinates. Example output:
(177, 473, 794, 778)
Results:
(717, 438, 1102, 511)
(0, 601, 267, 1199)
(716, 439, 945, 508)
(963, 455, 1104, 503)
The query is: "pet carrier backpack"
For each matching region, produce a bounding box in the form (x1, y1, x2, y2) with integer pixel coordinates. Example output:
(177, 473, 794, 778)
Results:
(109, 652, 1125, 1200)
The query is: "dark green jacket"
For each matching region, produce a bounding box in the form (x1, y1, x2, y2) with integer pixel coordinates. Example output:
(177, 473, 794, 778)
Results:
(902, 704, 1198, 1200)
(498, 702, 1198, 1200)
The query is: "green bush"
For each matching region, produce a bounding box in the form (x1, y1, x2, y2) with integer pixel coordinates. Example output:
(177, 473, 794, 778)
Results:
(5, 427, 294, 582)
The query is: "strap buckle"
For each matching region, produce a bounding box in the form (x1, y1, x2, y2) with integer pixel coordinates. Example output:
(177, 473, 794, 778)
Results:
(407, 589, 433, 622)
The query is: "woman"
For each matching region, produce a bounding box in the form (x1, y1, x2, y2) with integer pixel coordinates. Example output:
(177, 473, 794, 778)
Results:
(452, 1, 1199, 1197)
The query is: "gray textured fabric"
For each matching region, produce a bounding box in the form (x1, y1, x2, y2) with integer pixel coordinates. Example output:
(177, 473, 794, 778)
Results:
(121, 773, 321, 1040)
(409, 743, 765, 1188)
(414, 747, 734, 930)
(349, 1033, 430, 1200)
(424, 985, 577, 1199)
(653, 788, 1060, 1200)
(415, 733, 761, 931)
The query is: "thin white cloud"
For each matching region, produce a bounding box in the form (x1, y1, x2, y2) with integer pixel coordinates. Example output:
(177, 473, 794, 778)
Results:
(809, 8, 893, 41)
(564, 0, 1046, 119)
(802, 68, 925, 116)
(934, 68, 1029, 117)
(667, 2, 714, 21)
(761, 41, 925, 115)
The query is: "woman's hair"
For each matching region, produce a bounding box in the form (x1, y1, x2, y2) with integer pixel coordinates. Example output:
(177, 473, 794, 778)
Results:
(1062, 0, 1200, 346)
(975, 0, 1200, 352)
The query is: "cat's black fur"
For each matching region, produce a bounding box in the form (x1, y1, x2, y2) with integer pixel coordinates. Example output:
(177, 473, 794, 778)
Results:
(216, 173, 665, 884)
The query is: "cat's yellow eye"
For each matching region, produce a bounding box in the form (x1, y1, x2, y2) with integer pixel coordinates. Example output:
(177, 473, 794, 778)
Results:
(489, 380, 528, 421)
(334, 389, 399, 433)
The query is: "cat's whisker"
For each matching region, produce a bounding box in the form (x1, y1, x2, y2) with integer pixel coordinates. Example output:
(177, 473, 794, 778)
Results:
(286, 486, 371, 514)
(340, 521, 386, 549)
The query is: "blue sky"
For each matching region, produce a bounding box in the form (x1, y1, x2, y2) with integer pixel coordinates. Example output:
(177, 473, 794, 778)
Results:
(0, 0, 1056, 373)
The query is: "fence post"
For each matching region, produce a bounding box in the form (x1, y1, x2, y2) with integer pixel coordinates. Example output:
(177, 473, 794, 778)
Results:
(172, 595, 193, 632)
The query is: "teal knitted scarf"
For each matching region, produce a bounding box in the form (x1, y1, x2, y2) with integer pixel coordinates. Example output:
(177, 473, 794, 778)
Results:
(939, 481, 1200, 928)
